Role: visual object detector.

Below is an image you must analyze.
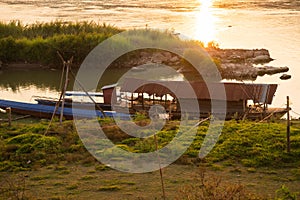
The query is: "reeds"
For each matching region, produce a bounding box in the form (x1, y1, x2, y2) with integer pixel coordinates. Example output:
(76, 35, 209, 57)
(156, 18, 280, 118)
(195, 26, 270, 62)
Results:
(0, 21, 120, 39)
(0, 21, 209, 67)
(0, 21, 122, 66)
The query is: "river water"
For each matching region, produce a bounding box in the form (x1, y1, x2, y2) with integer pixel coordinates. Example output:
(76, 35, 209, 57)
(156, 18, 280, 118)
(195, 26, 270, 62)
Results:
(0, 0, 299, 117)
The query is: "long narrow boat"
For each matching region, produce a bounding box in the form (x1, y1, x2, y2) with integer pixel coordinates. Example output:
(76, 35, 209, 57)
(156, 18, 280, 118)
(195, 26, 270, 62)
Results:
(33, 96, 112, 111)
(0, 99, 130, 120)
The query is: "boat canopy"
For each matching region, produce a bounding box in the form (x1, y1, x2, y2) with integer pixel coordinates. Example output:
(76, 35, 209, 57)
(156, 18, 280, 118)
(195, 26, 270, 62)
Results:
(119, 78, 277, 104)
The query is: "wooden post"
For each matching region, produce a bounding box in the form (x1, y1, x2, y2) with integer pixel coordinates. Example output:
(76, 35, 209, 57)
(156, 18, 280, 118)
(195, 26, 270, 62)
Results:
(131, 93, 133, 108)
(6, 107, 11, 126)
(142, 93, 144, 110)
(164, 94, 167, 109)
(286, 96, 291, 153)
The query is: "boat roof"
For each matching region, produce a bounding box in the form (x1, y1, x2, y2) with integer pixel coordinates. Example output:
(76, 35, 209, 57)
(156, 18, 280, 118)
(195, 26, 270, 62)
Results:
(119, 78, 277, 104)
(101, 83, 118, 90)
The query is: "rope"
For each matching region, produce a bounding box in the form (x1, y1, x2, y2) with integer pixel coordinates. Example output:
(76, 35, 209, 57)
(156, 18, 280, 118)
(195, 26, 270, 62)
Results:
(69, 69, 107, 118)
(257, 105, 285, 123)
(291, 110, 300, 116)
(233, 104, 287, 134)
(226, 70, 254, 100)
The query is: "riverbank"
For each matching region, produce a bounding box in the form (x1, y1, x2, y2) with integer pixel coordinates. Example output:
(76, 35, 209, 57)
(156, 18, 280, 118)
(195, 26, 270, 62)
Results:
(0, 115, 299, 199)
(0, 21, 290, 81)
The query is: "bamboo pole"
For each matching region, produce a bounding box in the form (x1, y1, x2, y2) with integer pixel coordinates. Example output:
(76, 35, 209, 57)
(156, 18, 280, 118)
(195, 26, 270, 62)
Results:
(153, 133, 166, 200)
(60, 60, 70, 124)
(287, 96, 291, 153)
(44, 52, 69, 135)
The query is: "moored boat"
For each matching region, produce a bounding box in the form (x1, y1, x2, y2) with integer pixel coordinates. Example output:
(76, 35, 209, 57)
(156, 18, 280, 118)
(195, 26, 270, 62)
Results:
(0, 99, 130, 120)
(115, 78, 288, 120)
(33, 96, 112, 111)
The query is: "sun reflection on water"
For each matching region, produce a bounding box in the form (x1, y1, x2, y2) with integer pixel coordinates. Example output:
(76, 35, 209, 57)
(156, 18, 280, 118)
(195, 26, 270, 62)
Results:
(194, 0, 217, 45)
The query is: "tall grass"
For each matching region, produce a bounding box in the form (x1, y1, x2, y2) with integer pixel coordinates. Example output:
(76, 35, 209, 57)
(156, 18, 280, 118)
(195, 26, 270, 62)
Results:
(0, 22, 210, 67)
(0, 21, 121, 39)
(0, 21, 122, 66)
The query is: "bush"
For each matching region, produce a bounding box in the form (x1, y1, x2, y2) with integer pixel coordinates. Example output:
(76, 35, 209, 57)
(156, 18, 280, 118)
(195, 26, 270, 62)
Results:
(176, 167, 255, 200)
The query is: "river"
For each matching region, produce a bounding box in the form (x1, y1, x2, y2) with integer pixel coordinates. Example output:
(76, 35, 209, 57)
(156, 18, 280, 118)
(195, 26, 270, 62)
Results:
(0, 0, 299, 117)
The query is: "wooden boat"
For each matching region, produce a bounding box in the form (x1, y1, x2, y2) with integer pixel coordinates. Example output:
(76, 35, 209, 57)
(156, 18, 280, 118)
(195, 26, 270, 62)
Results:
(33, 85, 119, 111)
(0, 99, 130, 120)
(33, 96, 112, 111)
(116, 78, 289, 120)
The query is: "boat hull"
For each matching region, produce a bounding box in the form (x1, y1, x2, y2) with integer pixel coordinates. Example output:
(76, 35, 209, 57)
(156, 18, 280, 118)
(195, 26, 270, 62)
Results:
(0, 100, 130, 120)
(35, 98, 112, 111)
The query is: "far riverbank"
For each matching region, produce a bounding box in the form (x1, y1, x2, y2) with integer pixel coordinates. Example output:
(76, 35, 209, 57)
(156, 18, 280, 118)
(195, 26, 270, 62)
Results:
(0, 21, 290, 81)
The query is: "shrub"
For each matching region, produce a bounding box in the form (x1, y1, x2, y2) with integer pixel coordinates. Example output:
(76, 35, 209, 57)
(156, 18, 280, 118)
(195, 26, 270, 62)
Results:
(176, 167, 255, 200)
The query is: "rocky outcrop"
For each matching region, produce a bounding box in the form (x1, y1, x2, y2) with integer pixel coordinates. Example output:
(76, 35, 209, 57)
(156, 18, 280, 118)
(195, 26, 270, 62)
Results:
(206, 48, 274, 64)
(280, 74, 292, 80)
(110, 48, 289, 81)
(220, 63, 258, 80)
(257, 66, 289, 76)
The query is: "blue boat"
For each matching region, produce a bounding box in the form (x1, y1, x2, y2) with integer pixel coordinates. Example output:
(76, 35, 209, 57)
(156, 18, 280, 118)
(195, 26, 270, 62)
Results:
(0, 99, 130, 120)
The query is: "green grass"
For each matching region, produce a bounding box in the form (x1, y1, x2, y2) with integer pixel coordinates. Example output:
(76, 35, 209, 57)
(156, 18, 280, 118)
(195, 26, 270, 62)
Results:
(0, 118, 300, 198)
(98, 185, 122, 191)
(1, 119, 300, 171)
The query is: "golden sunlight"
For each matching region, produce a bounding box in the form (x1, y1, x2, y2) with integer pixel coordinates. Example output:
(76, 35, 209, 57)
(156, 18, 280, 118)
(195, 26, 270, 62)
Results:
(194, 0, 216, 45)
(199, 0, 213, 8)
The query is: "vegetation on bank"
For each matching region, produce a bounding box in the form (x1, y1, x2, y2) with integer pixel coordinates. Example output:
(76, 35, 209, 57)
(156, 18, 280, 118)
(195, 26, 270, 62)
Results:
(0, 117, 300, 171)
(0, 116, 300, 199)
(0, 21, 123, 66)
(0, 21, 216, 69)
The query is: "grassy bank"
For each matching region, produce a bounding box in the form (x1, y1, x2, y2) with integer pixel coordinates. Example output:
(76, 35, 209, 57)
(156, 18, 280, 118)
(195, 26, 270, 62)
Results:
(0, 116, 299, 199)
(0, 21, 213, 70)
(0, 21, 122, 66)
(1, 118, 300, 171)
